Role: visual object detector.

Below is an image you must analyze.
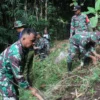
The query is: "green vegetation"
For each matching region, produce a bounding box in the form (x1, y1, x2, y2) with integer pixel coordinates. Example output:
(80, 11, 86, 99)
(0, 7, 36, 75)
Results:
(0, 0, 95, 52)
(83, 0, 100, 29)
(0, 0, 100, 100)
(18, 41, 100, 100)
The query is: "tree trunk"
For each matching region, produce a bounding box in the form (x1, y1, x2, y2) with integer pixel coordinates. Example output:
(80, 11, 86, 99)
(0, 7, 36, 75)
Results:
(34, 0, 38, 21)
(24, 0, 28, 20)
(36, 6, 39, 21)
(40, 1, 43, 19)
(45, 0, 48, 21)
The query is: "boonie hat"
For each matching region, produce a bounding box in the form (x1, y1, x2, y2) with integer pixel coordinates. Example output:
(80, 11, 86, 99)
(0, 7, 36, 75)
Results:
(13, 20, 26, 29)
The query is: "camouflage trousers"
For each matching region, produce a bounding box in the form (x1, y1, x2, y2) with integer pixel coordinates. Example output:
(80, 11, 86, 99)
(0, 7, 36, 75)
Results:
(67, 43, 79, 63)
(67, 43, 93, 63)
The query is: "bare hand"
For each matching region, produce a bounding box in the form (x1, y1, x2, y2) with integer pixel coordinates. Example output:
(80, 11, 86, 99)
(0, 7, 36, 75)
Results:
(29, 87, 44, 100)
(96, 54, 100, 60)
(92, 57, 97, 65)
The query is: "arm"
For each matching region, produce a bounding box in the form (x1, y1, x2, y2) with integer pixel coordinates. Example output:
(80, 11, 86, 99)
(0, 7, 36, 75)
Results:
(83, 47, 97, 64)
(70, 17, 75, 38)
(29, 87, 44, 100)
(89, 55, 97, 65)
(9, 55, 29, 88)
(9, 54, 44, 100)
(86, 15, 93, 32)
(92, 51, 100, 59)
(87, 46, 100, 59)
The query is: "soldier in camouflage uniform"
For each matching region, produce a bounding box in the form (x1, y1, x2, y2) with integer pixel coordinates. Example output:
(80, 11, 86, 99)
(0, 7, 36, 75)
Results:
(34, 32, 49, 60)
(70, 5, 92, 38)
(0, 28, 44, 100)
(67, 31, 100, 71)
(13, 20, 34, 86)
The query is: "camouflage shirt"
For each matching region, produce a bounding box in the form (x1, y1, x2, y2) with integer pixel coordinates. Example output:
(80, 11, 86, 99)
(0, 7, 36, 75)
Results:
(70, 13, 91, 37)
(0, 40, 29, 97)
(35, 38, 49, 51)
(67, 31, 100, 63)
(69, 31, 100, 56)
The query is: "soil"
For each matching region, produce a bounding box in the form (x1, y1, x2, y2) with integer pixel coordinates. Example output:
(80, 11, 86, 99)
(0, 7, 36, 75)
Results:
(52, 40, 100, 100)
(55, 82, 100, 100)
(50, 40, 69, 52)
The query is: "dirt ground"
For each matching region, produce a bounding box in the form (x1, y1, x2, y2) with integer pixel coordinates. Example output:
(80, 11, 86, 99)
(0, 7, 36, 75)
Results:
(51, 40, 100, 100)
(55, 82, 100, 100)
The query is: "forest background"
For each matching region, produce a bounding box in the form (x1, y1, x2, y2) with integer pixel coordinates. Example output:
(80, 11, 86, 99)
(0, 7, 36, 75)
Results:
(0, 0, 95, 52)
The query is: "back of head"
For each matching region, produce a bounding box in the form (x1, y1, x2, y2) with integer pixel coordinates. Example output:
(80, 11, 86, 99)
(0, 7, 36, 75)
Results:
(21, 28, 37, 37)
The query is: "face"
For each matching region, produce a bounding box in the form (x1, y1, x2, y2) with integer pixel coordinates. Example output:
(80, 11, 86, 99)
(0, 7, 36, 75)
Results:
(44, 29, 47, 34)
(16, 27, 24, 33)
(75, 10, 81, 15)
(22, 33, 36, 48)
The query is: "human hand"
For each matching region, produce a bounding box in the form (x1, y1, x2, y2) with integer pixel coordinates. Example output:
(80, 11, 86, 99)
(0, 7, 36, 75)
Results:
(92, 57, 97, 65)
(89, 55, 97, 65)
(29, 87, 44, 100)
(96, 54, 100, 60)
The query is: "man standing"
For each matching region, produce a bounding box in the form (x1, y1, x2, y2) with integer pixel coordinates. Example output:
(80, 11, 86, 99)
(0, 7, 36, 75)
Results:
(70, 5, 92, 38)
(43, 28, 50, 41)
(67, 31, 100, 71)
(0, 28, 44, 100)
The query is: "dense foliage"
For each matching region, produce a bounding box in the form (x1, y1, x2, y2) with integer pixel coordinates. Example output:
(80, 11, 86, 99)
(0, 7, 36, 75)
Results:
(0, 0, 95, 52)
(0, 0, 100, 100)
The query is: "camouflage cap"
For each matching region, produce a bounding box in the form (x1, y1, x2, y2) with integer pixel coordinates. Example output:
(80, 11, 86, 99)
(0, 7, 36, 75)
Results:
(12, 20, 26, 29)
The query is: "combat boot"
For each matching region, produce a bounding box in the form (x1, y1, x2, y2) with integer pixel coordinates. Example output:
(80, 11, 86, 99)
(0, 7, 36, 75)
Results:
(67, 62, 72, 72)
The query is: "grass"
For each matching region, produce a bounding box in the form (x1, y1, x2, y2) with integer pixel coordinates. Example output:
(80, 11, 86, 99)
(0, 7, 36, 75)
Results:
(18, 40, 100, 100)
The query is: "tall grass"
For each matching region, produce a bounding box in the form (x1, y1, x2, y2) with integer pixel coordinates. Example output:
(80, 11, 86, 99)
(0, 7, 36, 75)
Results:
(19, 41, 100, 100)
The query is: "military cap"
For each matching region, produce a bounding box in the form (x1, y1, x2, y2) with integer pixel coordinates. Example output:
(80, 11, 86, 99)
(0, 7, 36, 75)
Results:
(73, 5, 81, 11)
(12, 20, 26, 29)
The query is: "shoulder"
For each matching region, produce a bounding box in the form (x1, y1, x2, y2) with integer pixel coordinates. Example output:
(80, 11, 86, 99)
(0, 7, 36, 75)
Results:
(9, 41, 22, 57)
(72, 15, 77, 19)
(81, 13, 87, 18)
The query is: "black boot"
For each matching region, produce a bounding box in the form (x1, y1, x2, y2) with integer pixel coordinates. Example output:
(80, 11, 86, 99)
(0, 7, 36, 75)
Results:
(67, 62, 72, 72)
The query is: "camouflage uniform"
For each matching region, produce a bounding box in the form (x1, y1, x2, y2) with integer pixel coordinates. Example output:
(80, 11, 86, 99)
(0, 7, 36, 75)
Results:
(35, 37, 49, 60)
(0, 40, 30, 100)
(67, 31, 100, 71)
(70, 13, 91, 37)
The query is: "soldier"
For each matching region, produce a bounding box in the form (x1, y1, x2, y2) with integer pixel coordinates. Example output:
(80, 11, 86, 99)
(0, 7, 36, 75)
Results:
(13, 20, 26, 39)
(43, 28, 50, 41)
(67, 31, 100, 71)
(13, 20, 34, 86)
(34, 32, 49, 60)
(0, 28, 44, 100)
(70, 5, 92, 38)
